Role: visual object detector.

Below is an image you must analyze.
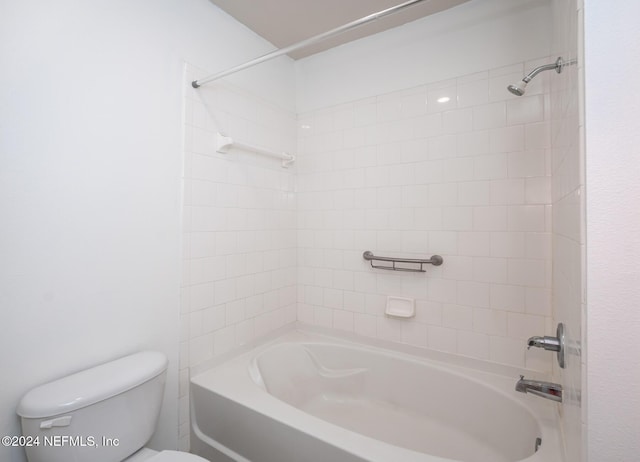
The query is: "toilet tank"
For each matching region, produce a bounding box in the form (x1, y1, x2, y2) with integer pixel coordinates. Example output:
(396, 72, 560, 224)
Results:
(17, 351, 168, 462)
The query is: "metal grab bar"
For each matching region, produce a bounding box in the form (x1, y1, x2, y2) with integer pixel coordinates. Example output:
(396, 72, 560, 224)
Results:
(363, 251, 443, 273)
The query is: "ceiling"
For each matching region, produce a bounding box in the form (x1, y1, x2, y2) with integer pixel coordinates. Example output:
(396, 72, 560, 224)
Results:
(208, 0, 471, 60)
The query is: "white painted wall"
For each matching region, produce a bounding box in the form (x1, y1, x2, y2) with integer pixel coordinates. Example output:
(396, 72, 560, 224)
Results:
(584, 2, 640, 460)
(0, 1, 294, 461)
(295, 0, 552, 113)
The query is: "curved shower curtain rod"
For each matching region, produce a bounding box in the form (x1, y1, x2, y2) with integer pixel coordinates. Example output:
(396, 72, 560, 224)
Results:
(192, 0, 430, 88)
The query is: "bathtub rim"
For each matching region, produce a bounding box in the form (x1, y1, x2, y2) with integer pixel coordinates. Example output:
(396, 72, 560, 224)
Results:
(190, 322, 553, 380)
(190, 325, 562, 462)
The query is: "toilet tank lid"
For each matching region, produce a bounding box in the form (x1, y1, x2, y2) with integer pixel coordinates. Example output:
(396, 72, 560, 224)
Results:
(17, 351, 168, 418)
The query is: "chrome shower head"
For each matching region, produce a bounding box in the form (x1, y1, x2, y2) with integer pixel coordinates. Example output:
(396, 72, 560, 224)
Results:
(507, 57, 577, 96)
(507, 81, 528, 96)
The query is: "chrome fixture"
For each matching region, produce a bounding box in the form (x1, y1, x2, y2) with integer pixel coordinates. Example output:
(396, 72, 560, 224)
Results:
(507, 57, 577, 96)
(363, 250, 443, 273)
(516, 376, 563, 403)
(535, 437, 542, 453)
(192, 0, 429, 88)
(527, 322, 565, 368)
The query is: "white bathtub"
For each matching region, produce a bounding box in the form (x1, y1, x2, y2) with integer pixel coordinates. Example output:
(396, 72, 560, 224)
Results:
(190, 329, 561, 462)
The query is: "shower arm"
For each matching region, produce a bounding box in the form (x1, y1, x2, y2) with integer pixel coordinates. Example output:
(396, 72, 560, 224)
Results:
(522, 57, 577, 83)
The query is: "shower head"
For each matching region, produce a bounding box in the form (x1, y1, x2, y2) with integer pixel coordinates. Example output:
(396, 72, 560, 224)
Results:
(507, 57, 576, 96)
(507, 81, 527, 96)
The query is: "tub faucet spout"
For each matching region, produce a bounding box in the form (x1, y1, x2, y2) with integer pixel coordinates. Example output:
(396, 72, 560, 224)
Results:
(516, 376, 562, 403)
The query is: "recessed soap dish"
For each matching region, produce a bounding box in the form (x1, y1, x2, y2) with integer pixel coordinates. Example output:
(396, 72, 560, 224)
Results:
(385, 296, 415, 318)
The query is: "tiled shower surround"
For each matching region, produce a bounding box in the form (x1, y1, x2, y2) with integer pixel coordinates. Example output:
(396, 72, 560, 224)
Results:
(297, 59, 554, 371)
(180, 58, 557, 448)
(550, 1, 583, 460)
(180, 64, 297, 447)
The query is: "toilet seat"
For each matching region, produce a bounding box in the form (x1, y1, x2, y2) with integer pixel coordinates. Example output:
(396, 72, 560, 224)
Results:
(147, 450, 208, 461)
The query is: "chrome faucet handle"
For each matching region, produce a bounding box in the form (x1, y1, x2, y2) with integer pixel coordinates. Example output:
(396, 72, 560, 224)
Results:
(526, 323, 566, 369)
(527, 335, 560, 351)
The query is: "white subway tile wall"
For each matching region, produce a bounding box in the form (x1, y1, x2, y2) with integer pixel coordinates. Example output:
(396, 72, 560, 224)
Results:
(179, 48, 580, 450)
(297, 59, 555, 372)
(551, 1, 583, 461)
(179, 64, 297, 449)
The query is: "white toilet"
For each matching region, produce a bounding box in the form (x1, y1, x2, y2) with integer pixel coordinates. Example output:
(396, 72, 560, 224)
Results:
(17, 351, 206, 462)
